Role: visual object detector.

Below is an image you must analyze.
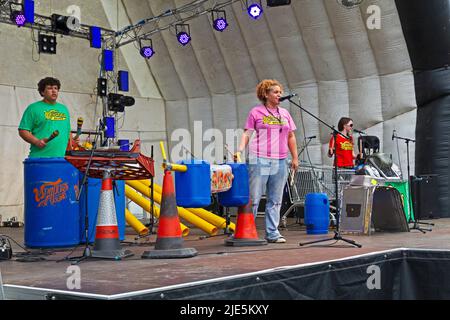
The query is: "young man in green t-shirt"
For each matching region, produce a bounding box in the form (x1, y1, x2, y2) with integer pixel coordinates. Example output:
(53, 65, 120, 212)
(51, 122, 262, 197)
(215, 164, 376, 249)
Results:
(19, 77, 72, 158)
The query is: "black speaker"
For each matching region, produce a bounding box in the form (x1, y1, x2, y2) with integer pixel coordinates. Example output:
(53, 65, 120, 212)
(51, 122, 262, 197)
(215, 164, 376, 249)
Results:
(411, 174, 440, 219)
(267, 0, 291, 7)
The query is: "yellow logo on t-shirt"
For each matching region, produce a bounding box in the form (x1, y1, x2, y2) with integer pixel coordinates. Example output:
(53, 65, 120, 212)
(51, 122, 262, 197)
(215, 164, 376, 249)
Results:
(263, 115, 286, 126)
(340, 141, 353, 151)
(45, 110, 66, 121)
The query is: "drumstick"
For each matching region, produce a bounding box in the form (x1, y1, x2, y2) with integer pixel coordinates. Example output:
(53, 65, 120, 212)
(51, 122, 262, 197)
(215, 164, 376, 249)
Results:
(43, 130, 59, 143)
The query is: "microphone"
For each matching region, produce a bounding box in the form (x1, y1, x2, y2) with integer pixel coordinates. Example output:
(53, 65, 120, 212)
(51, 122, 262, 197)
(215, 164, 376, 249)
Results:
(306, 135, 316, 139)
(353, 129, 366, 134)
(392, 129, 396, 141)
(279, 93, 297, 102)
(43, 130, 59, 143)
(75, 117, 83, 139)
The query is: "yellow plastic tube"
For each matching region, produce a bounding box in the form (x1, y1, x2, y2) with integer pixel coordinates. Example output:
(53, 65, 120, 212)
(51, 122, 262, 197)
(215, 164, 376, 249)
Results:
(159, 141, 188, 172)
(125, 208, 149, 236)
(125, 181, 218, 236)
(138, 180, 235, 232)
(125, 186, 190, 237)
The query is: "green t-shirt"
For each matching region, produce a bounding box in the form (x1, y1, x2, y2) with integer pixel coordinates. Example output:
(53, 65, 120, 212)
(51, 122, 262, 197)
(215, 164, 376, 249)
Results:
(19, 100, 71, 158)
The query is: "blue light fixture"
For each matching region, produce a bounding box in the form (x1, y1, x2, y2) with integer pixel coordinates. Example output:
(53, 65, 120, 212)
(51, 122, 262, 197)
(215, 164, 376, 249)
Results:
(247, 2, 263, 19)
(175, 24, 191, 46)
(139, 39, 155, 58)
(140, 46, 154, 58)
(212, 10, 228, 32)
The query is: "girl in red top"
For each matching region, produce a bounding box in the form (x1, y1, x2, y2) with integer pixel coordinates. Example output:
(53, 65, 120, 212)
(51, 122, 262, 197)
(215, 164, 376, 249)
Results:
(328, 117, 357, 168)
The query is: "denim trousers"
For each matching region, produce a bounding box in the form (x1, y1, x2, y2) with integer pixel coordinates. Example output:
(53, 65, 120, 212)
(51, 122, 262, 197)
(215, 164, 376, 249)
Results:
(248, 157, 288, 240)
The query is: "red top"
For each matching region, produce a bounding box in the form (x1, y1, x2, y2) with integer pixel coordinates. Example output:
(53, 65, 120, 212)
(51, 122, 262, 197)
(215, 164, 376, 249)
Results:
(329, 134, 354, 168)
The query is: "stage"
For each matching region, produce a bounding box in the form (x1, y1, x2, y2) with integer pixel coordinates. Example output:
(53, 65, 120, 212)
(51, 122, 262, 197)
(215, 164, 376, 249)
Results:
(2, 216, 450, 300)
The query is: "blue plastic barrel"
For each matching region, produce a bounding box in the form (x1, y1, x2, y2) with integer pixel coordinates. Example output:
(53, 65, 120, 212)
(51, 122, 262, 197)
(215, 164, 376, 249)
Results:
(304, 193, 330, 235)
(23, 158, 80, 248)
(218, 163, 250, 207)
(175, 159, 211, 207)
(79, 175, 125, 243)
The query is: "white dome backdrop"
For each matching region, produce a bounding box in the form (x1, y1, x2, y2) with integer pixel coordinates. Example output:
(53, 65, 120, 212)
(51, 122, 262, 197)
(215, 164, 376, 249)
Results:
(0, 0, 416, 221)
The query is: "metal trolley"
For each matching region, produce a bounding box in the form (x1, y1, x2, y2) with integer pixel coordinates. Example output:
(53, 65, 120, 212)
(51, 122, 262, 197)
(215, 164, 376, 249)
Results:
(281, 164, 355, 227)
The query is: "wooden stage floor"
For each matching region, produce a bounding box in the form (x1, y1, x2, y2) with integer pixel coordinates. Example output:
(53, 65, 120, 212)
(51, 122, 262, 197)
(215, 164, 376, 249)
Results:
(1, 216, 449, 299)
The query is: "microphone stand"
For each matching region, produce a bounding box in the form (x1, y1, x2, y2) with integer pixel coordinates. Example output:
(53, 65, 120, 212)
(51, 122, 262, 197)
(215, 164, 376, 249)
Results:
(287, 97, 361, 248)
(298, 136, 314, 158)
(392, 134, 433, 233)
(64, 124, 103, 264)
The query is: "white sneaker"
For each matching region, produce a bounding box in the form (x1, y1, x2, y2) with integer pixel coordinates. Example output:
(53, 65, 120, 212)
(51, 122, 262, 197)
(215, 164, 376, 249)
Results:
(268, 237, 286, 243)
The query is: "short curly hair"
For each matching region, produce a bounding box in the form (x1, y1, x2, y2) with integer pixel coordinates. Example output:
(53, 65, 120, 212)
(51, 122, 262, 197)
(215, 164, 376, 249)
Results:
(256, 79, 283, 104)
(38, 77, 61, 97)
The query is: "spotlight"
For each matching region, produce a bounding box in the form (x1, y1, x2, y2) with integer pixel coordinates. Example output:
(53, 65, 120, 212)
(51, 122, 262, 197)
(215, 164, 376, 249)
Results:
(107, 93, 135, 113)
(138, 38, 154, 58)
(23, 0, 35, 24)
(212, 10, 228, 32)
(11, 11, 26, 27)
(38, 33, 57, 54)
(266, 0, 291, 6)
(97, 78, 107, 97)
(247, 2, 263, 19)
(51, 13, 80, 34)
(175, 24, 191, 46)
(140, 46, 154, 58)
(9, 2, 28, 27)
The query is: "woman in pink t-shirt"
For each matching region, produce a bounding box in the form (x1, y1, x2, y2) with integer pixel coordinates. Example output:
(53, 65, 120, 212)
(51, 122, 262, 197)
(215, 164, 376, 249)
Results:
(235, 79, 299, 243)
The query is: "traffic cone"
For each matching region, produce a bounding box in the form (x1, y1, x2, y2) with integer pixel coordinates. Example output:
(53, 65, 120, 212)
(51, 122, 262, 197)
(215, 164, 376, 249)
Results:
(225, 200, 267, 246)
(142, 170, 197, 259)
(91, 171, 133, 260)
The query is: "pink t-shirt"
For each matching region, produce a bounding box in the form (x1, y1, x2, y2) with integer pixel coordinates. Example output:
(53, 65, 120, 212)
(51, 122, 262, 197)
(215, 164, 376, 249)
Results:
(245, 105, 297, 159)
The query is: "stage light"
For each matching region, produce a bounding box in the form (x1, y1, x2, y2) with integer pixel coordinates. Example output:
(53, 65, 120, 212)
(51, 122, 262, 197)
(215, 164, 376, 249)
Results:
(11, 11, 26, 26)
(90, 26, 102, 48)
(138, 38, 154, 58)
(177, 32, 191, 46)
(107, 93, 135, 113)
(118, 71, 129, 92)
(212, 10, 228, 32)
(97, 78, 107, 96)
(38, 33, 57, 54)
(247, 2, 263, 19)
(23, 0, 35, 24)
(9, 2, 27, 27)
(266, 0, 291, 6)
(140, 46, 154, 58)
(103, 49, 114, 71)
(175, 24, 191, 46)
(51, 13, 80, 34)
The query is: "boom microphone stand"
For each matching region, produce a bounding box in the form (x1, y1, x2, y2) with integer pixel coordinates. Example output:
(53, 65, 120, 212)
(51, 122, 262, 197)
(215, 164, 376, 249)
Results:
(286, 97, 361, 248)
(392, 133, 433, 233)
(65, 123, 103, 264)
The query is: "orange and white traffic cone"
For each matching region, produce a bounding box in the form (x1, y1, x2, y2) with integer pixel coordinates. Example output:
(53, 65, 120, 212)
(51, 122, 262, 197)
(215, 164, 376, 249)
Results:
(91, 170, 133, 260)
(225, 200, 267, 246)
(142, 170, 197, 259)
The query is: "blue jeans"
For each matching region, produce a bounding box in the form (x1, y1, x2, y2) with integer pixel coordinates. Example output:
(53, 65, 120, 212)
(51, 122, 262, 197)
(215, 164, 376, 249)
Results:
(248, 157, 288, 240)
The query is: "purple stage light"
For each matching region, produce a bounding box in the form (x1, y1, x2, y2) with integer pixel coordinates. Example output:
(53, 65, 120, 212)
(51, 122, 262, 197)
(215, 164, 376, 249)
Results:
(15, 14, 26, 26)
(140, 46, 154, 58)
(12, 11, 26, 26)
(247, 3, 263, 19)
(177, 31, 191, 46)
(213, 17, 228, 32)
